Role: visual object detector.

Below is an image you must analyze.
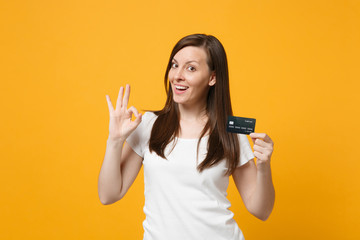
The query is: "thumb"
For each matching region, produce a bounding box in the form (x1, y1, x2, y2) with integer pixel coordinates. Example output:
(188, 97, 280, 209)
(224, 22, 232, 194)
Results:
(127, 113, 142, 134)
(249, 133, 256, 144)
(133, 113, 142, 125)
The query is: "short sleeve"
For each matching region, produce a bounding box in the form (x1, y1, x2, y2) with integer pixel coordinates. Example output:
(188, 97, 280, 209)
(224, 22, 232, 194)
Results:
(237, 134, 255, 167)
(126, 111, 156, 158)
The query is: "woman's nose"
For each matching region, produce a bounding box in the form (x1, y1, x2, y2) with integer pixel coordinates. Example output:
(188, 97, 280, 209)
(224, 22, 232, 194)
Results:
(174, 68, 184, 81)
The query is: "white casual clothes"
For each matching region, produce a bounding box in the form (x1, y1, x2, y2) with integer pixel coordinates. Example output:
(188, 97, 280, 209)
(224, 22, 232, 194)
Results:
(126, 112, 255, 240)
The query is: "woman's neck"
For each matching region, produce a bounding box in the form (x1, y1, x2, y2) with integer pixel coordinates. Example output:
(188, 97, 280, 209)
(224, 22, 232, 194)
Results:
(178, 103, 208, 122)
(177, 103, 209, 139)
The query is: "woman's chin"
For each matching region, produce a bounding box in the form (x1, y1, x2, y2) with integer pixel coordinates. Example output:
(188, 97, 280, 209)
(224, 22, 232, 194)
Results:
(172, 96, 185, 104)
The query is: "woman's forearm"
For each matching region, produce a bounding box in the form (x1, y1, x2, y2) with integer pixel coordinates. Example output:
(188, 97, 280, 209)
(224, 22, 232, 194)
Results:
(248, 162, 275, 221)
(98, 138, 124, 205)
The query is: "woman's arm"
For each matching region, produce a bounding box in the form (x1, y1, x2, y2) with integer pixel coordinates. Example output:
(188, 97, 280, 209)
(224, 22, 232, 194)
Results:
(232, 133, 275, 221)
(98, 140, 143, 205)
(98, 84, 142, 205)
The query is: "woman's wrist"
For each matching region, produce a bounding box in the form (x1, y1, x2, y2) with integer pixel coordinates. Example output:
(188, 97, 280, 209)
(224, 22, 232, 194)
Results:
(106, 137, 125, 148)
(256, 160, 272, 174)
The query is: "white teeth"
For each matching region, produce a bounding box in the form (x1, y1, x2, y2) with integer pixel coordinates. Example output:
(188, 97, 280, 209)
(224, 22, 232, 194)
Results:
(175, 85, 188, 90)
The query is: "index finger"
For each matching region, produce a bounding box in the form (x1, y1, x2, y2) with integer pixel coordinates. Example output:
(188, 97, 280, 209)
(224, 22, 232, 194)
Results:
(249, 132, 273, 144)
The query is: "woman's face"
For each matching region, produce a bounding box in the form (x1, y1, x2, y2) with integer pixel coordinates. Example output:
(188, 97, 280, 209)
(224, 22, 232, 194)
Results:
(168, 46, 216, 108)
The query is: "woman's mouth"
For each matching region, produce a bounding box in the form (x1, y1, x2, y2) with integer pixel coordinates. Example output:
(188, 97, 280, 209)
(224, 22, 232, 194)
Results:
(174, 85, 189, 94)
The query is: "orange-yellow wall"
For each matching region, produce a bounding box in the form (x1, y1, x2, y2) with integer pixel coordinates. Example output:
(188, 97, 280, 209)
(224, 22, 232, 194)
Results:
(1, 0, 359, 239)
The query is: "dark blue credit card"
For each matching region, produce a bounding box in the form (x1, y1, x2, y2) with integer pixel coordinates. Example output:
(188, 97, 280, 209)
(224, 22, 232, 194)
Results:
(226, 116, 256, 135)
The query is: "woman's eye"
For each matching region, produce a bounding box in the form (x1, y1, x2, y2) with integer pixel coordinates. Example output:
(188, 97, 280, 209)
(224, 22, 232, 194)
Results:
(171, 63, 178, 68)
(187, 66, 196, 71)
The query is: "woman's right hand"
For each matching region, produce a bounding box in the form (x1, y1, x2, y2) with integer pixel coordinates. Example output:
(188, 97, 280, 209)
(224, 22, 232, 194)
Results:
(105, 84, 142, 142)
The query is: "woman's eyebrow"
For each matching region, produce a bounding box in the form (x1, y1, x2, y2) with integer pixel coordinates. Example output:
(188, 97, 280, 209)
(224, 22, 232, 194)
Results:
(172, 58, 199, 64)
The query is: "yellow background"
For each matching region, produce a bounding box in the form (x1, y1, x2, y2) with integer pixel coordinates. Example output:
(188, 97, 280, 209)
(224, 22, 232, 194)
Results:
(1, 0, 359, 239)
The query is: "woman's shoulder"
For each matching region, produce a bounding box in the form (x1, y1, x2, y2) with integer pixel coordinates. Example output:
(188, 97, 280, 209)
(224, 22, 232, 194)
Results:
(141, 111, 158, 126)
(127, 111, 158, 145)
(142, 111, 158, 121)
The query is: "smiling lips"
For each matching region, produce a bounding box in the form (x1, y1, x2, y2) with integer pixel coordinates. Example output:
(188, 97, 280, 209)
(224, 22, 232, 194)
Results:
(175, 85, 188, 90)
(174, 84, 189, 94)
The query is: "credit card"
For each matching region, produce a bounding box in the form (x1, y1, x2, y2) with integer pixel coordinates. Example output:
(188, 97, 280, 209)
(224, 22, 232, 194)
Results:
(226, 116, 256, 135)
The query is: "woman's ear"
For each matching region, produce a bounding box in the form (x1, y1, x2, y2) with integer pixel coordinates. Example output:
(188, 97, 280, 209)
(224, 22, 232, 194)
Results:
(209, 72, 216, 86)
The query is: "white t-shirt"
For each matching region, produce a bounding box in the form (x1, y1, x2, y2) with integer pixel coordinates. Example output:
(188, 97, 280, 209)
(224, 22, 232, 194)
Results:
(126, 112, 255, 240)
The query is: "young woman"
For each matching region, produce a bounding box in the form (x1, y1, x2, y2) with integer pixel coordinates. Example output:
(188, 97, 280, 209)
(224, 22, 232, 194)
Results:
(98, 34, 275, 240)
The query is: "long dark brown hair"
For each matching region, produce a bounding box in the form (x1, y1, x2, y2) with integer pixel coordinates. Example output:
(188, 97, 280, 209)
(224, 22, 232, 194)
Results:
(149, 34, 240, 176)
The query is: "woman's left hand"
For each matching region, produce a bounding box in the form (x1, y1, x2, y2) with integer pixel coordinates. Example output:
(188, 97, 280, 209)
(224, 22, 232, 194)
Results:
(249, 133, 274, 165)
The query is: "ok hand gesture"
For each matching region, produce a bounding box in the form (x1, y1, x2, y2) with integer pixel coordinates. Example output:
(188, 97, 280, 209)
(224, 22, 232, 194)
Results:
(105, 84, 142, 142)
